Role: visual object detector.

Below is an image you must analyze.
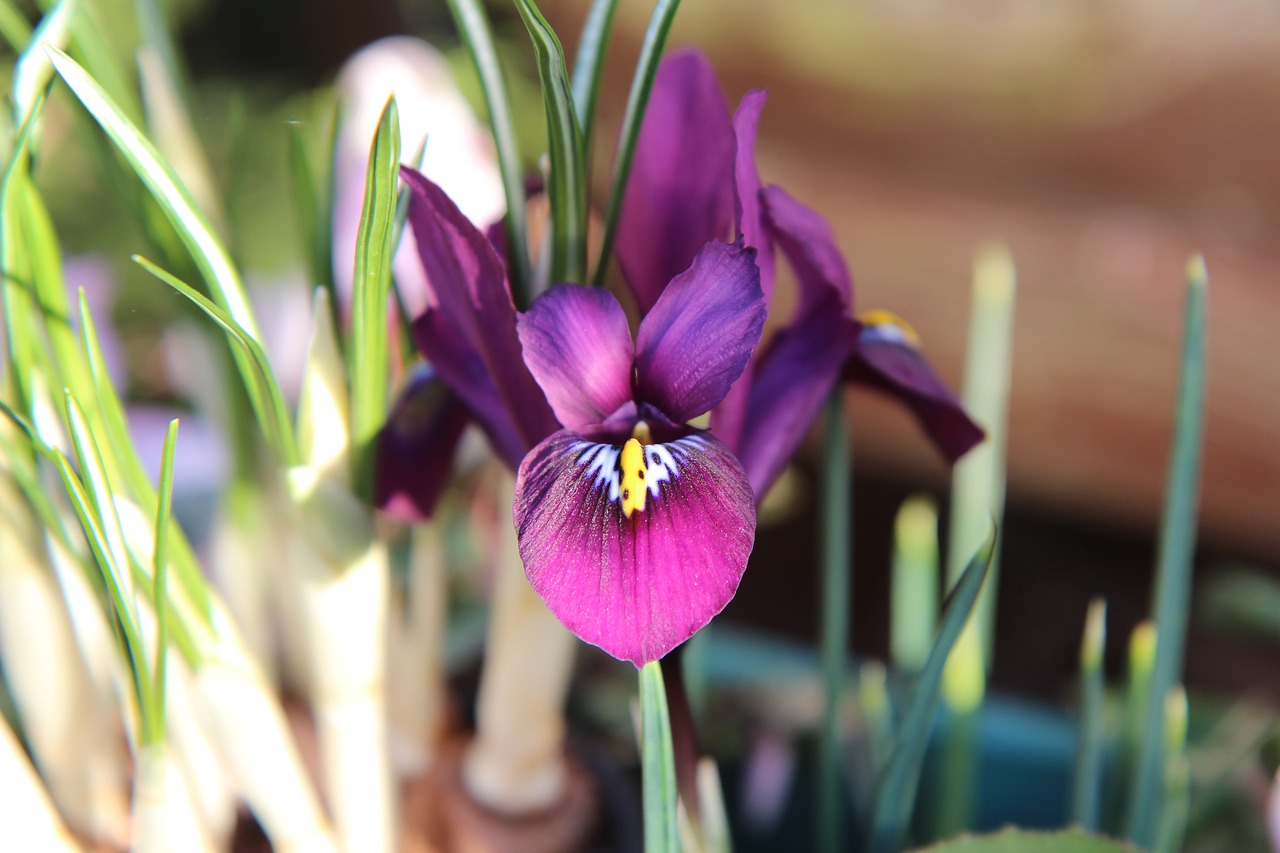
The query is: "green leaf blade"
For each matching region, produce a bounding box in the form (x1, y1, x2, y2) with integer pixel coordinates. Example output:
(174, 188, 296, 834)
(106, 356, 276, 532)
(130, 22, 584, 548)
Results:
(513, 0, 587, 286)
(569, 0, 621, 154)
(868, 527, 997, 853)
(592, 0, 681, 286)
(1125, 256, 1208, 847)
(132, 255, 296, 465)
(151, 418, 179, 741)
(349, 97, 400, 501)
(443, 0, 532, 304)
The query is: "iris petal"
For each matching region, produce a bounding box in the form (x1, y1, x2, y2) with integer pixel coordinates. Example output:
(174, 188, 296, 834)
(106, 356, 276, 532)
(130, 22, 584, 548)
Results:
(732, 90, 773, 299)
(515, 428, 756, 666)
(617, 50, 735, 316)
(712, 89, 774, 452)
(762, 184, 854, 314)
(517, 284, 635, 432)
(737, 294, 860, 501)
(403, 167, 558, 468)
(847, 321, 985, 463)
(634, 240, 765, 424)
(374, 362, 470, 521)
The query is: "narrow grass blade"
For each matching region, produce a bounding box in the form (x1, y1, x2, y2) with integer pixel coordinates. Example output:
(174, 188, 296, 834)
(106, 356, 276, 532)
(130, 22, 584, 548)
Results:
(132, 254, 296, 464)
(12, 0, 76, 125)
(150, 418, 178, 742)
(40, 0, 142, 124)
(641, 660, 679, 853)
(591, 0, 680, 286)
(289, 119, 337, 312)
(1125, 256, 1208, 847)
(868, 527, 996, 853)
(57, 393, 161, 741)
(569, 0, 620, 160)
(131, 0, 184, 102)
(348, 97, 400, 501)
(818, 390, 851, 853)
(1071, 598, 1107, 830)
(891, 495, 939, 674)
(443, 0, 532, 304)
(2, 177, 46, 415)
(0, 1, 33, 52)
(49, 48, 259, 340)
(16, 176, 101, 436)
(513, 0, 586, 286)
(78, 289, 211, 621)
(63, 390, 133, 593)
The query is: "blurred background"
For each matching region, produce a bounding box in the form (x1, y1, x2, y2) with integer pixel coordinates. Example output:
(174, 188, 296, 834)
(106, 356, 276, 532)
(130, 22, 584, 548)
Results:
(33, 0, 1280, 706)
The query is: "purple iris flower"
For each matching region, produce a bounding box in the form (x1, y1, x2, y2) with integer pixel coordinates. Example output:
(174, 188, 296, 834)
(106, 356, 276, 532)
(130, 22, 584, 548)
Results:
(617, 51, 983, 502)
(399, 167, 766, 666)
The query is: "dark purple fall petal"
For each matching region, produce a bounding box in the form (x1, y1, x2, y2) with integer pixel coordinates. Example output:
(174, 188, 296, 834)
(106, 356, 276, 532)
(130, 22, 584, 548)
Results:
(761, 185, 854, 315)
(515, 429, 756, 666)
(517, 284, 636, 433)
(634, 241, 765, 424)
(402, 167, 558, 468)
(617, 50, 735, 316)
(736, 293, 861, 501)
(374, 362, 470, 521)
(847, 324, 985, 463)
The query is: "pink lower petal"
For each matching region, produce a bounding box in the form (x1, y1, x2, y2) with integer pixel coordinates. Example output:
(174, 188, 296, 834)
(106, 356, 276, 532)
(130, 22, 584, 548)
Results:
(515, 428, 756, 666)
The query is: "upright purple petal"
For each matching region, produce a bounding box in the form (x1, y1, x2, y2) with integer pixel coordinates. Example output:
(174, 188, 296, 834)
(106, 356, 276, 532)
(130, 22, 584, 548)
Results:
(517, 285, 635, 432)
(737, 294, 861, 501)
(515, 429, 756, 666)
(712, 90, 774, 451)
(403, 167, 558, 466)
(847, 320, 985, 463)
(732, 90, 773, 298)
(762, 185, 854, 315)
(617, 50, 735, 316)
(375, 362, 470, 522)
(635, 241, 765, 424)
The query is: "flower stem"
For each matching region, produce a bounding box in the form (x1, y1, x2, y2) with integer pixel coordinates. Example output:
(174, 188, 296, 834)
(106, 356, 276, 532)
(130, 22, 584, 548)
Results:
(817, 389, 851, 853)
(464, 471, 575, 814)
(640, 660, 679, 853)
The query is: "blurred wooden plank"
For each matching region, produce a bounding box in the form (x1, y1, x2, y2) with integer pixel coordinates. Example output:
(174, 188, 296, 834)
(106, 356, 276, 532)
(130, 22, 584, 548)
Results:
(545, 0, 1280, 556)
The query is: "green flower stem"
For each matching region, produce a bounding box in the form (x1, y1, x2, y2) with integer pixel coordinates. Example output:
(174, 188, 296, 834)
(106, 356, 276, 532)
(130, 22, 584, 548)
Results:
(817, 389, 851, 853)
(641, 660, 679, 853)
(661, 647, 702, 824)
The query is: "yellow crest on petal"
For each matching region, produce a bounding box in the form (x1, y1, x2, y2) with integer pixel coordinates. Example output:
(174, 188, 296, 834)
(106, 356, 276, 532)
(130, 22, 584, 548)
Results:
(859, 309, 922, 348)
(620, 438, 648, 517)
